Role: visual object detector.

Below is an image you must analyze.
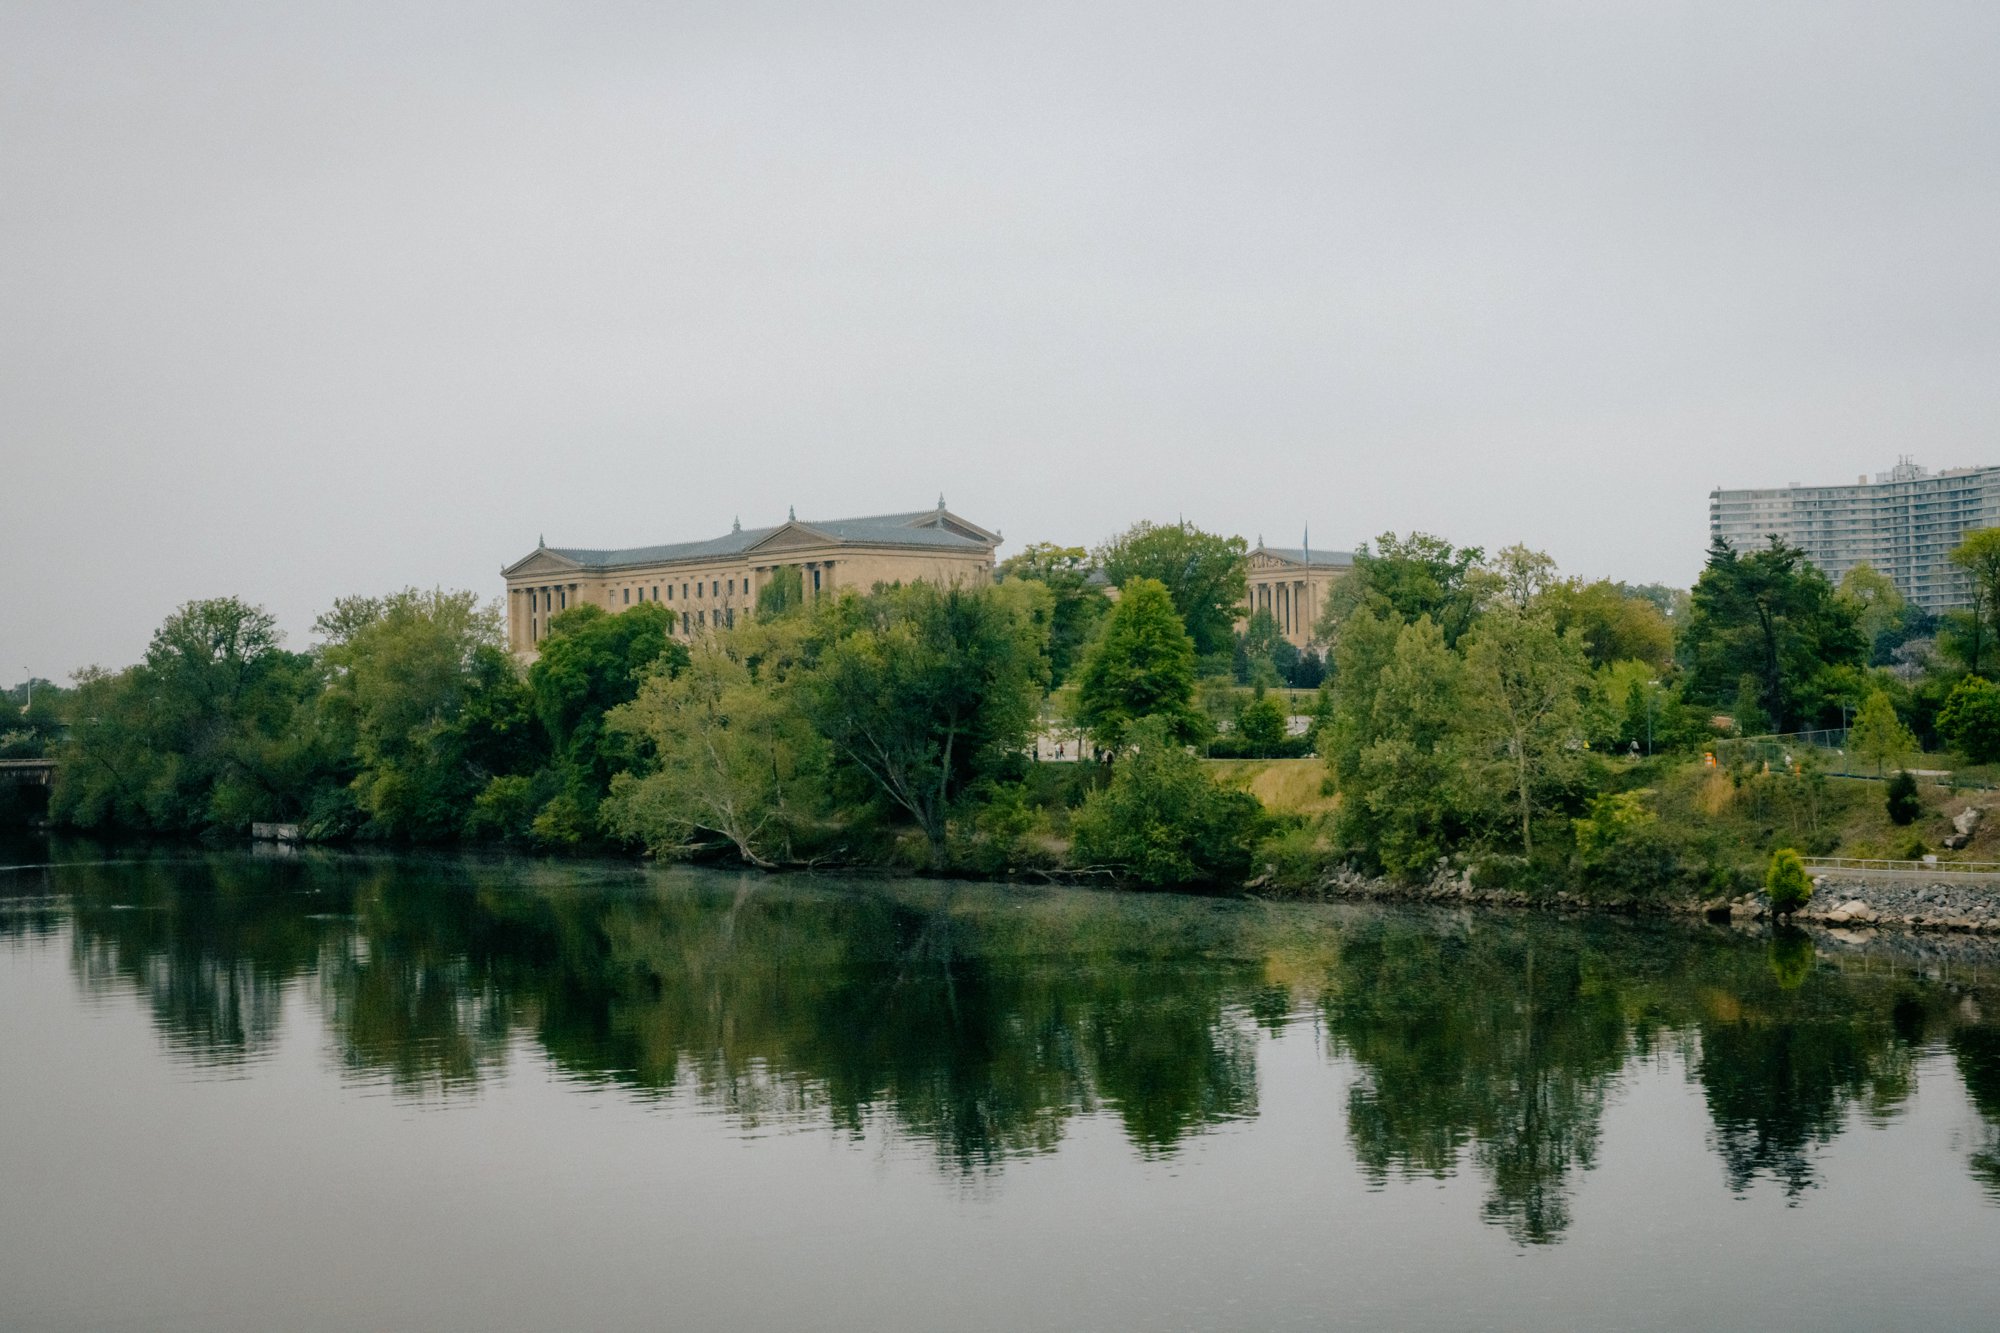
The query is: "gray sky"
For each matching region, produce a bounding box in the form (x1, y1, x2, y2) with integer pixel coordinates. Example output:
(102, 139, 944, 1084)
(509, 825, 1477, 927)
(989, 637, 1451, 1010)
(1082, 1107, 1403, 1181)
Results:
(7, 1, 2000, 679)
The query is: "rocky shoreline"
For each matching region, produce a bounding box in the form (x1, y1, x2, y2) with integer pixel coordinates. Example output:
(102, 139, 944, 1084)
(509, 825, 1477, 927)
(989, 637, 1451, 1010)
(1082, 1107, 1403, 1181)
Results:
(1294, 864, 2000, 938)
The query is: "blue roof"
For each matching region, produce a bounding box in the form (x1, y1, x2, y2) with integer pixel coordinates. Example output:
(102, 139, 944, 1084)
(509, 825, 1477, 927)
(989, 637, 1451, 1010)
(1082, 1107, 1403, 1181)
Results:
(542, 509, 993, 572)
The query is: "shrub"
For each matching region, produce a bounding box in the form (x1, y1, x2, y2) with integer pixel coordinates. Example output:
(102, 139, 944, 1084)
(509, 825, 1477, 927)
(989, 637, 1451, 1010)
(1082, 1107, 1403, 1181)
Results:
(1890, 833, 1929, 861)
(1069, 716, 1269, 887)
(1235, 694, 1288, 754)
(1885, 769, 1922, 825)
(1253, 818, 1337, 895)
(1765, 847, 1814, 918)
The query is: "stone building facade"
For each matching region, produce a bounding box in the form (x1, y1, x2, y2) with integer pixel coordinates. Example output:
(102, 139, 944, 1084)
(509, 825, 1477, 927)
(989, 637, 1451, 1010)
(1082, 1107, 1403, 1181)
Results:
(1244, 540, 1354, 650)
(501, 502, 1001, 655)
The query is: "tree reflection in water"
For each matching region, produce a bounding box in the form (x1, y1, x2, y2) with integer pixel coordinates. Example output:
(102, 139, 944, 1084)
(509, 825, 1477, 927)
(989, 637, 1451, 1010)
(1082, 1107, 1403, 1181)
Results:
(30, 845, 2000, 1241)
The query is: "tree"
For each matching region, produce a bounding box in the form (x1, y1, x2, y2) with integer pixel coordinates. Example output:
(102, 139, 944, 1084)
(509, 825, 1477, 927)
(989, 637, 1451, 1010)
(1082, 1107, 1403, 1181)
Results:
(604, 630, 825, 865)
(1679, 538, 1865, 731)
(1765, 848, 1813, 918)
(996, 543, 1108, 686)
(1884, 770, 1922, 826)
(756, 565, 805, 620)
(1950, 529, 2000, 676)
(1540, 579, 1674, 669)
(1848, 690, 1915, 775)
(1096, 521, 1248, 658)
(1319, 532, 1491, 650)
(1937, 675, 2000, 762)
(319, 588, 525, 841)
(1837, 564, 1908, 661)
(1069, 715, 1267, 886)
(1493, 544, 1558, 612)
(1075, 578, 1202, 751)
(1331, 614, 1470, 878)
(1234, 692, 1288, 754)
(526, 601, 687, 837)
(51, 597, 323, 832)
(1461, 612, 1591, 854)
(794, 582, 1047, 861)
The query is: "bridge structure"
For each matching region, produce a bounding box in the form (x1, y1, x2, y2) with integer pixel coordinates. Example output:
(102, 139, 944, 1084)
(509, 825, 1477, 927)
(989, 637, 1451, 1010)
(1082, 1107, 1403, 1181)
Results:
(0, 758, 57, 786)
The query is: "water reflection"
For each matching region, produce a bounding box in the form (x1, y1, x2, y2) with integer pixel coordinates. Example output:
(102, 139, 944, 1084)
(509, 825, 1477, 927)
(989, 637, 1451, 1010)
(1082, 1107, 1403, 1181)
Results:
(15, 844, 2000, 1243)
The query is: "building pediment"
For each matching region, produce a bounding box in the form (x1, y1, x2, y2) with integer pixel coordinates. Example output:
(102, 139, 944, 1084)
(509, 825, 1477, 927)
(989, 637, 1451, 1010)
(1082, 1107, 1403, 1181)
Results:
(502, 548, 583, 579)
(745, 521, 838, 555)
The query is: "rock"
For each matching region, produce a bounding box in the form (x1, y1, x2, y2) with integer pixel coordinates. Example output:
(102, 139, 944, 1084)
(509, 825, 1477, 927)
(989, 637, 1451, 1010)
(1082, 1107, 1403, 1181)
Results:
(1955, 806, 1985, 837)
(1945, 834, 1970, 850)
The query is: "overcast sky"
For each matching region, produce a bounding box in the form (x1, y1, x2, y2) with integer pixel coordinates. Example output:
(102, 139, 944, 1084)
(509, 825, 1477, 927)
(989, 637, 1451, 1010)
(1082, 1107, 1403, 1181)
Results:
(7, 1, 2000, 678)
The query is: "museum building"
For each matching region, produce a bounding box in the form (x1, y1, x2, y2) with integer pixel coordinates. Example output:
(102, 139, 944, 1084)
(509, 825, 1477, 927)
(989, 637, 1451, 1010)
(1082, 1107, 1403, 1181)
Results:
(501, 501, 1001, 654)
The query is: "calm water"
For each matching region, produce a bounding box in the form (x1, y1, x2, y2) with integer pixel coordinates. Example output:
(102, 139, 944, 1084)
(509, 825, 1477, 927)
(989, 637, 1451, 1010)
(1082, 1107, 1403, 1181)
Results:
(4, 845, 2000, 1330)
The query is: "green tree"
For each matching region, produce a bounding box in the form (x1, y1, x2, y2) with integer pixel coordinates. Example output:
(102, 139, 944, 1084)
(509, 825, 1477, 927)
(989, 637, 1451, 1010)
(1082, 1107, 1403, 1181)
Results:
(604, 628, 825, 865)
(1848, 689, 1915, 775)
(755, 565, 805, 620)
(996, 543, 1108, 686)
(1937, 675, 2000, 762)
(1540, 578, 1674, 669)
(526, 601, 687, 836)
(1461, 612, 1591, 854)
(1319, 532, 1491, 650)
(1069, 715, 1267, 886)
(1680, 538, 1865, 731)
(1837, 564, 1908, 661)
(1949, 529, 2000, 675)
(51, 598, 323, 832)
(1765, 848, 1813, 918)
(1884, 769, 1922, 826)
(1234, 692, 1288, 754)
(1075, 577, 1202, 750)
(319, 589, 527, 841)
(1096, 521, 1248, 658)
(1331, 614, 1470, 878)
(795, 582, 1048, 861)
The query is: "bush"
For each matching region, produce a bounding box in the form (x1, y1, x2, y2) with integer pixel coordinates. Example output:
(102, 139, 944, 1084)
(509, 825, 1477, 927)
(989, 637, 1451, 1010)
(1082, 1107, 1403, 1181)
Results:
(1069, 716, 1269, 887)
(1253, 818, 1337, 895)
(1765, 847, 1814, 918)
(1885, 769, 1922, 825)
(1235, 694, 1288, 754)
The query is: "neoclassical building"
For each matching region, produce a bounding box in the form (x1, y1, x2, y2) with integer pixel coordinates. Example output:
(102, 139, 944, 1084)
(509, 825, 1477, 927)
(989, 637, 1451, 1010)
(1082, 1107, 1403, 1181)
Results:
(502, 501, 1001, 654)
(1244, 538, 1353, 650)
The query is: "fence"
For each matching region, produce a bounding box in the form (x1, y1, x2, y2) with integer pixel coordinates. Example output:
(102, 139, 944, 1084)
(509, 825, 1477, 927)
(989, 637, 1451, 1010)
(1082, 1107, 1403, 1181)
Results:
(1803, 856, 2000, 878)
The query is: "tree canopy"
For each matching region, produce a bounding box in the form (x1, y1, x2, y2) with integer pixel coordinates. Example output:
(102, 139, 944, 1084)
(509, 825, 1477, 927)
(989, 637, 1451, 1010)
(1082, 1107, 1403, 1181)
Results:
(1678, 538, 1864, 732)
(1096, 521, 1247, 659)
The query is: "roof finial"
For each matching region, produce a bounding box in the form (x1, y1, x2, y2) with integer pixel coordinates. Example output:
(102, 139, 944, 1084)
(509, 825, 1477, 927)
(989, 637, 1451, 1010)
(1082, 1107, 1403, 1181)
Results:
(1256, 533, 1263, 548)
(538, 533, 545, 548)
(788, 504, 796, 521)
(938, 492, 947, 510)
(733, 515, 741, 533)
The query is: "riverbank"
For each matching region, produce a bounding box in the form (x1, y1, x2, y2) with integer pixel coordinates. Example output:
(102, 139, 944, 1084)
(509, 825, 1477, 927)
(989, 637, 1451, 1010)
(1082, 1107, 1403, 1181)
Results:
(1274, 859, 2000, 940)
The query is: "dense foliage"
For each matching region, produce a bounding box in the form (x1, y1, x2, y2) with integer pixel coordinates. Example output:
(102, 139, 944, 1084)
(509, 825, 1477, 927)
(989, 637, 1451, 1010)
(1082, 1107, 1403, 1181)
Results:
(23, 513, 2000, 900)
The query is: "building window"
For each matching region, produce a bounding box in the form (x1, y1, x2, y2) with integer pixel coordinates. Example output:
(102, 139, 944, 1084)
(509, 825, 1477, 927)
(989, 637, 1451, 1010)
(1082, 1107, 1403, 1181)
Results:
(726, 608, 735, 628)
(623, 588, 630, 605)
(559, 588, 567, 609)
(697, 581, 704, 598)
(682, 583, 688, 600)
(653, 585, 659, 601)
(813, 568, 822, 592)
(699, 609, 706, 626)
(666, 584, 674, 600)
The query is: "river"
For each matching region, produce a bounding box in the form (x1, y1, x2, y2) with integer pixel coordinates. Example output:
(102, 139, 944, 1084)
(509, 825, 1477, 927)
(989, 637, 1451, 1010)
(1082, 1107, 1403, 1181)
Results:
(3, 842, 1999, 1330)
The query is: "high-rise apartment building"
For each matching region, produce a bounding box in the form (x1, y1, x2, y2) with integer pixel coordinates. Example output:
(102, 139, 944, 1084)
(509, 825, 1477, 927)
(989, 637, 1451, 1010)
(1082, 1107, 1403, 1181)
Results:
(1708, 459, 2000, 612)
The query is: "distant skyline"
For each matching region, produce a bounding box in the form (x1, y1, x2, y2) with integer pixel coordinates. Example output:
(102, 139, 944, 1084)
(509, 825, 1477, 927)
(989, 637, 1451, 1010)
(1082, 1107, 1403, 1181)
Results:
(8, 2, 2000, 679)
